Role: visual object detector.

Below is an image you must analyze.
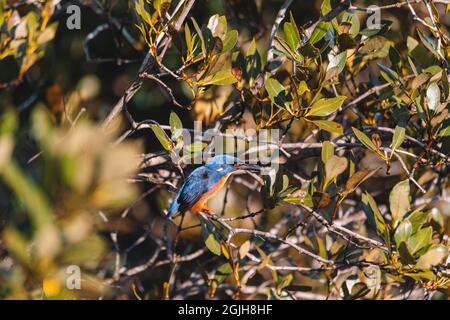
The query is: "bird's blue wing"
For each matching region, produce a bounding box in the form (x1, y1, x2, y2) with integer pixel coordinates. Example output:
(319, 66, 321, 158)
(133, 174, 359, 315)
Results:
(177, 166, 214, 213)
(166, 190, 181, 218)
(166, 166, 223, 218)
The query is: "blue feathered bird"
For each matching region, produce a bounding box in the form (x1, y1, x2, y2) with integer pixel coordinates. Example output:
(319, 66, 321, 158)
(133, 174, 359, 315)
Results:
(166, 155, 259, 219)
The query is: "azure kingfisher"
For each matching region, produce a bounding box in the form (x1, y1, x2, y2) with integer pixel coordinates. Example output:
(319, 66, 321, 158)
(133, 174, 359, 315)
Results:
(166, 155, 260, 219)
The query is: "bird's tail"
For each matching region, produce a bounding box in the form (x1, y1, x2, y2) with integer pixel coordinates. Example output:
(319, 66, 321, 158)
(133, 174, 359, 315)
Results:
(165, 193, 180, 220)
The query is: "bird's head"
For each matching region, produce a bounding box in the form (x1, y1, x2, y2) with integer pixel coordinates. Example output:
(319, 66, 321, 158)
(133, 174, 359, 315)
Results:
(205, 155, 260, 175)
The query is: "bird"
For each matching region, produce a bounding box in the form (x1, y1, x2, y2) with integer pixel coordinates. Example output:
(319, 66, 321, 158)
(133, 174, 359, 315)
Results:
(166, 155, 260, 219)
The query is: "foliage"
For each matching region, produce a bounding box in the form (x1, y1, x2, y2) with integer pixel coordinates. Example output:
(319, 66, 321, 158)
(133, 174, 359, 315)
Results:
(0, 0, 449, 300)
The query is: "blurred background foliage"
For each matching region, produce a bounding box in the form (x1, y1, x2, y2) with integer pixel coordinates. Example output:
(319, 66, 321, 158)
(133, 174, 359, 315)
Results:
(0, 0, 449, 300)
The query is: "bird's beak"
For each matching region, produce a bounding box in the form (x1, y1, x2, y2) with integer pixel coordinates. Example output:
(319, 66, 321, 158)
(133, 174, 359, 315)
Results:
(234, 163, 260, 173)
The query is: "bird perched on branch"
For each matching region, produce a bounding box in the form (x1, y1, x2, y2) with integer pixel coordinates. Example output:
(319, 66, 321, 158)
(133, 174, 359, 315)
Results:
(166, 155, 260, 219)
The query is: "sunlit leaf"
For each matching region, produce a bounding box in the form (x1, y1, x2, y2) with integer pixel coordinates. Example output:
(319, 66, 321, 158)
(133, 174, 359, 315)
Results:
(324, 155, 348, 189)
(307, 96, 346, 117)
(265, 76, 287, 108)
(284, 21, 300, 52)
(389, 179, 411, 227)
(416, 245, 448, 269)
(150, 124, 172, 152)
(309, 21, 330, 45)
(169, 112, 183, 139)
(407, 226, 432, 255)
(201, 69, 237, 86)
(352, 127, 384, 157)
(362, 192, 389, 246)
(311, 120, 343, 134)
(321, 141, 334, 164)
(222, 30, 238, 53)
(394, 220, 412, 249)
(390, 125, 405, 158)
(200, 217, 223, 256)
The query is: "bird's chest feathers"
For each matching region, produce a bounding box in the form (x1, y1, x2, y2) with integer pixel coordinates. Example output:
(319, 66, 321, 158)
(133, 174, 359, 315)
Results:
(190, 173, 231, 213)
(204, 174, 231, 198)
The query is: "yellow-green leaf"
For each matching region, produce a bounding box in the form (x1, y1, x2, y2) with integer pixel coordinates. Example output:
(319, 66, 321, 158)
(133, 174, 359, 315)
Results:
(321, 141, 334, 164)
(390, 179, 411, 227)
(265, 77, 287, 108)
(352, 127, 383, 156)
(390, 125, 405, 157)
(307, 96, 346, 117)
(150, 124, 172, 152)
(222, 30, 238, 53)
(309, 21, 330, 45)
(324, 155, 348, 189)
(311, 120, 343, 134)
(201, 70, 237, 86)
(416, 245, 448, 269)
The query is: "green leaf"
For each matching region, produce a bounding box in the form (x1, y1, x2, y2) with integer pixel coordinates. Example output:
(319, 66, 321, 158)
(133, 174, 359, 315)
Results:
(215, 263, 232, 283)
(406, 210, 429, 234)
(311, 120, 344, 134)
(169, 112, 183, 139)
(135, 0, 152, 26)
(378, 63, 399, 84)
(200, 217, 223, 256)
(417, 29, 440, 58)
(416, 245, 448, 269)
(324, 155, 348, 189)
(315, 235, 328, 260)
(185, 23, 192, 50)
(207, 14, 227, 39)
(309, 21, 330, 45)
(326, 51, 346, 79)
(389, 46, 402, 69)
(265, 77, 287, 108)
(407, 226, 432, 256)
(185, 141, 207, 152)
(153, 0, 171, 15)
(321, 0, 332, 15)
(438, 125, 450, 137)
(321, 141, 334, 164)
(201, 69, 237, 86)
(390, 125, 405, 159)
(284, 22, 300, 52)
(394, 220, 412, 249)
(191, 17, 206, 55)
(289, 11, 301, 47)
(352, 127, 383, 156)
(389, 179, 411, 227)
(362, 192, 389, 246)
(277, 274, 294, 291)
(307, 96, 346, 117)
(222, 30, 238, 53)
(150, 124, 172, 152)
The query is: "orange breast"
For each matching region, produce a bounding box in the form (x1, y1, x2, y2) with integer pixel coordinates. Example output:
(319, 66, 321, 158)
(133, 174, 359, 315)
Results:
(190, 174, 231, 213)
